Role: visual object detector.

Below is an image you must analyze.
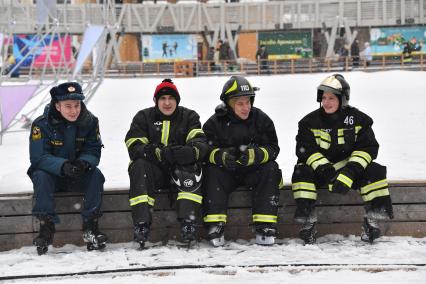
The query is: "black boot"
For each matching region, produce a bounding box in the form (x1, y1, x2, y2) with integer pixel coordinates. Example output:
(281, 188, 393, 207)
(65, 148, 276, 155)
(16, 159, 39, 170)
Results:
(33, 216, 55, 255)
(82, 218, 107, 251)
(180, 219, 196, 243)
(255, 223, 277, 246)
(300, 221, 317, 245)
(207, 222, 225, 247)
(134, 222, 150, 249)
(361, 217, 381, 244)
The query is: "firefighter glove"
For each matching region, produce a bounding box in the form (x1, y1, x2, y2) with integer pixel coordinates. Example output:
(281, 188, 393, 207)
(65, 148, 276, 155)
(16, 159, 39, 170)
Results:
(170, 145, 198, 165)
(238, 147, 267, 166)
(211, 148, 238, 170)
(315, 163, 336, 184)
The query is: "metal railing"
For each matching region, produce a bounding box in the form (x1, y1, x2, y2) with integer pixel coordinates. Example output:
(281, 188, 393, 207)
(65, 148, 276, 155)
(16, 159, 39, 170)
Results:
(10, 53, 424, 80)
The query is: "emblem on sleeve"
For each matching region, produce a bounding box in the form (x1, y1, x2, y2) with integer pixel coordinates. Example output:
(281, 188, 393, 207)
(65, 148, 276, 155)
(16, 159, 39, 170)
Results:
(31, 126, 42, 140)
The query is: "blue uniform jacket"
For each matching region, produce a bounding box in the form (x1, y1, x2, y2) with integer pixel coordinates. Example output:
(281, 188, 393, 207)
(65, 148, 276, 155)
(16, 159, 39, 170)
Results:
(28, 102, 102, 177)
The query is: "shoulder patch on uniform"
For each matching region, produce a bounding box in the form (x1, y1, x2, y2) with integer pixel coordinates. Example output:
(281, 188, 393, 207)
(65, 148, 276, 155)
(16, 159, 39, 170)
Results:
(31, 126, 42, 140)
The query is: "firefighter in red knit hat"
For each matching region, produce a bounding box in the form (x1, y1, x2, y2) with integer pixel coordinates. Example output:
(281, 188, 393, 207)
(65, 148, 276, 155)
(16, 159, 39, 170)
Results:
(125, 79, 209, 248)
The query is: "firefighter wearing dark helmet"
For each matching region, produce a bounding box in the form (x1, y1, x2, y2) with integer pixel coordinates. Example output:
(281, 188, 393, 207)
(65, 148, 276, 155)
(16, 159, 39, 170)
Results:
(202, 75, 283, 247)
(291, 74, 393, 245)
(125, 79, 209, 248)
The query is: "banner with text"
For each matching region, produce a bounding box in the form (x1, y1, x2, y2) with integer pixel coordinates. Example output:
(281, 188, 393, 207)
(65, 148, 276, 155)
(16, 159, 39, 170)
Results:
(258, 31, 313, 59)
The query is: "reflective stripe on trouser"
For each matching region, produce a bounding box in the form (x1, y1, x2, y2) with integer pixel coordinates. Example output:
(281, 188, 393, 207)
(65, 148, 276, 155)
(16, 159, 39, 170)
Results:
(253, 214, 277, 223)
(292, 182, 317, 200)
(203, 162, 280, 224)
(177, 192, 203, 204)
(176, 192, 203, 220)
(129, 194, 155, 207)
(204, 214, 227, 223)
(360, 179, 390, 202)
(128, 158, 168, 225)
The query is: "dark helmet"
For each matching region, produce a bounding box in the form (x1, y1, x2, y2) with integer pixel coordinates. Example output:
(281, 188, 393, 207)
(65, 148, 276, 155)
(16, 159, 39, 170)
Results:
(171, 163, 202, 193)
(317, 74, 350, 108)
(220, 75, 259, 103)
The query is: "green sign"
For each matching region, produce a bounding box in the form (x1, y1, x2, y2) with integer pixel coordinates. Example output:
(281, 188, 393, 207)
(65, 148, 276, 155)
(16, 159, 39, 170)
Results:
(258, 31, 312, 59)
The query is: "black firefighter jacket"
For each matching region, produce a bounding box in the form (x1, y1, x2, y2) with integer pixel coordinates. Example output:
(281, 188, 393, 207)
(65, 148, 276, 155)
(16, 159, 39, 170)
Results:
(28, 102, 102, 177)
(125, 106, 208, 164)
(203, 104, 280, 168)
(295, 106, 379, 171)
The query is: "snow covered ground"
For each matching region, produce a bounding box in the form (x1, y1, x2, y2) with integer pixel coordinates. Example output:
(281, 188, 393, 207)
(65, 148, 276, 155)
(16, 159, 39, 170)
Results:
(1, 71, 426, 282)
(1, 235, 426, 283)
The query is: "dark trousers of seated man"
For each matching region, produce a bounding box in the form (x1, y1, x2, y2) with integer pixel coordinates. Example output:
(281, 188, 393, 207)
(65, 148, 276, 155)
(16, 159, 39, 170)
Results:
(202, 161, 281, 228)
(128, 158, 202, 226)
(31, 168, 105, 224)
(291, 162, 394, 222)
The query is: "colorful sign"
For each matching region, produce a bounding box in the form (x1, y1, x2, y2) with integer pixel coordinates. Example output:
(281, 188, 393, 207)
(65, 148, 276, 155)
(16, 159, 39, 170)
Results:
(370, 27, 426, 55)
(258, 31, 313, 59)
(141, 34, 198, 62)
(13, 34, 72, 67)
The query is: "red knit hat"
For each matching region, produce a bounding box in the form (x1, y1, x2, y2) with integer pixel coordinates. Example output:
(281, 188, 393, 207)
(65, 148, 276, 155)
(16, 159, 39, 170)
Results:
(153, 79, 180, 105)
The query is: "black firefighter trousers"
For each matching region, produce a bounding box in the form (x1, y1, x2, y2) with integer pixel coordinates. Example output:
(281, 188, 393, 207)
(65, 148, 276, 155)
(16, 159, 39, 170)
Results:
(291, 162, 394, 222)
(203, 161, 281, 228)
(128, 159, 202, 226)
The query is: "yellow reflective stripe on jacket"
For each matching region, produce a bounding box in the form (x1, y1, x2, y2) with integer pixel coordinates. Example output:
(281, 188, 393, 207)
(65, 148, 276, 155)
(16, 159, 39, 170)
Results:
(307, 152, 324, 166)
(194, 147, 200, 160)
(336, 173, 353, 188)
(209, 148, 220, 164)
(161, 120, 170, 146)
(177, 192, 203, 204)
(204, 214, 227, 223)
(337, 128, 345, 144)
(155, 147, 162, 161)
(349, 151, 372, 169)
(247, 148, 255, 165)
(253, 214, 277, 223)
(260, 147, 269, 164)
(355, 125, 362, 140)
(292, 182, 317, 200)
(311, 129, 331, 142)
(352, 151, 372, 163)
(186, 128, 204, 142)
(311, 129, 331, 149)
(278, 177, 284, 189)
(348, 156, 368, 168)
(307, 152, 330, 170)
(125, 137, 149, 148)
(129, 194, 155, 207)
(332, 158, 348, 170)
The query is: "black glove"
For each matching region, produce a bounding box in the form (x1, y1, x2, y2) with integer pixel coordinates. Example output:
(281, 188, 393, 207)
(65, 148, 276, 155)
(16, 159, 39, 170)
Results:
(61, 161, 85, 178)
(211, 148, 238, 170)
(170, 145, 197, 165)
(160, 145, 175, 165)
(130, 143, 160, 162)
(315, 163, 337, 184)
(237, 147, 267, 166)
(331, 167, 354, 194)
(73, 159, 91, 173)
